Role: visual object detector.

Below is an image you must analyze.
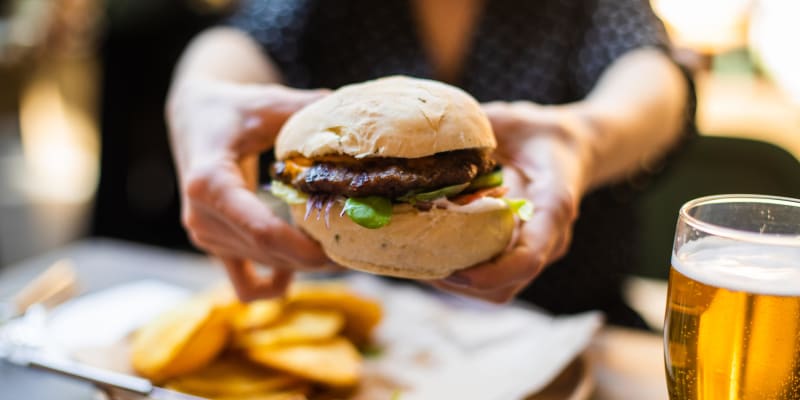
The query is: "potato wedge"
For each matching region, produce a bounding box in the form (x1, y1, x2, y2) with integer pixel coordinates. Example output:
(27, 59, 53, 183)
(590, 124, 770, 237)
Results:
(236, 309, 344, 349)
(131, 296, 230, 382)
(232, 299, 284, 332)
(214, 392, 309, 400)
(247, 337, 362, 387)
(198, 282, 241, 307)
(287, 282, 382, 344)
(164, 356, 304, 397)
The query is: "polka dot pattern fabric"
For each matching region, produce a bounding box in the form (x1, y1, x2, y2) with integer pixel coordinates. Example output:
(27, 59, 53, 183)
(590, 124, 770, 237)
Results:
(570, 0, 671, 95)
(226, 0, 671, 104)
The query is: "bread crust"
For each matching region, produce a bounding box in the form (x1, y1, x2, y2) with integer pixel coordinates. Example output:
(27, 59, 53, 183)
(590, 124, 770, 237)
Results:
(275, 76, 495, 160)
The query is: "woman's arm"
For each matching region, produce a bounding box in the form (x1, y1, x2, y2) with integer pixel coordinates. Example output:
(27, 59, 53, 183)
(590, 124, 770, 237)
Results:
(570, 47, 688, 192)
(170, 27, 281, 86)
(166, 27, 331, 301)
(167, 27, 303, 176)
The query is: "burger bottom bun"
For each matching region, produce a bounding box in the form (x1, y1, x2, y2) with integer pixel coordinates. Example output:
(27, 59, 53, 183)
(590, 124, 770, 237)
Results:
(290, 202, 514, 279)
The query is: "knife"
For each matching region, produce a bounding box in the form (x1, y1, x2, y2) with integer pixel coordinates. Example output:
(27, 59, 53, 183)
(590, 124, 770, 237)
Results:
(6, 349, 205, 400)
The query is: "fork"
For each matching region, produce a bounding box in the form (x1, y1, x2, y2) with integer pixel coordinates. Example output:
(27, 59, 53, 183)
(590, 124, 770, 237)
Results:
(0, 259, 78, 357)
(1, 259, 78, 322)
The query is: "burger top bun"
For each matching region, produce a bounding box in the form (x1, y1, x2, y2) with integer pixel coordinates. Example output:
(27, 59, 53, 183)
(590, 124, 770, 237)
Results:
(275, 75, 496, 160)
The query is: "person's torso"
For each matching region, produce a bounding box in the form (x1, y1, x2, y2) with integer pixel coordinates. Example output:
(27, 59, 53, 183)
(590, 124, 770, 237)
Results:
(240, 0, 588, 103)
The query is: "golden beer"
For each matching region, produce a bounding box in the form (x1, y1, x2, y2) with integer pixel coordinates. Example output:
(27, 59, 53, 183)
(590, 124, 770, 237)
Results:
(664, 241, 800, 400)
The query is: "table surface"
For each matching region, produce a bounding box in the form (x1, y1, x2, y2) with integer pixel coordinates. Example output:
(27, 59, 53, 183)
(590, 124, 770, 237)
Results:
(0, 238, 668, 400)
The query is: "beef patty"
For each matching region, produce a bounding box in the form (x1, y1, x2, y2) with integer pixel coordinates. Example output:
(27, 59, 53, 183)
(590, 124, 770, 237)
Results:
(272, 149, 495, 198)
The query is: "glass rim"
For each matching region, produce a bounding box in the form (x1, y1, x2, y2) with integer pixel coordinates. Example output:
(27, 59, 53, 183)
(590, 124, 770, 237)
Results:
(680, 194, 800, 247)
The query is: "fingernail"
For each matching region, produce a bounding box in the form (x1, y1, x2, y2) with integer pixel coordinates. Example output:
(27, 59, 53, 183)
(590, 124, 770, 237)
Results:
(444, 274, 471, 287)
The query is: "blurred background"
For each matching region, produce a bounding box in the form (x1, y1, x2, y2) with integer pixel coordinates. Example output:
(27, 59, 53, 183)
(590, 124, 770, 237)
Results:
(0, 0, 798, 288)
(0, 0, 227, 266)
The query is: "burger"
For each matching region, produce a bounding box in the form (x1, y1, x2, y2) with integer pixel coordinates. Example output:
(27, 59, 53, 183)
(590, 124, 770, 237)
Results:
(269, 76, 532, 279)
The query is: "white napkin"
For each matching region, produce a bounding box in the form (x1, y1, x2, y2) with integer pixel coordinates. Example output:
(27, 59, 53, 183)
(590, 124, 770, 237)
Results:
(46, 280, 190, 352)
(43, 276, 602, 400)
(346, 275, 603, 400)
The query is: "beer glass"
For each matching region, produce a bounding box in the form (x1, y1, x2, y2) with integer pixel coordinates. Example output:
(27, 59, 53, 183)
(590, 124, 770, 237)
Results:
(664, 194, 800, 400)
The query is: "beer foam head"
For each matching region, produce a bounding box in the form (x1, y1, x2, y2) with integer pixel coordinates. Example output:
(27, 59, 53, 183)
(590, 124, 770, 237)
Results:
(673, 236, 800, 296)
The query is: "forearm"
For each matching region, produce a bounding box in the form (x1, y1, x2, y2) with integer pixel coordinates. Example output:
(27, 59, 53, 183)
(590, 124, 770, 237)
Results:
(165, 27, 285, 185)
(567, 47, 689, 193)
(171, 27, 282, 87)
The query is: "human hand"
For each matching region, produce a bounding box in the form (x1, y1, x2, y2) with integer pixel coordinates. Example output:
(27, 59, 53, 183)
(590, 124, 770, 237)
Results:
(432, 101, 593, 303)
(167, 80, 331, 300)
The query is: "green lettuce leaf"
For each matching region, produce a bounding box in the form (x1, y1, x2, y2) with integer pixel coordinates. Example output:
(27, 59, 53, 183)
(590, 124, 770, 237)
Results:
(399, 182, 470, 203)
(395, 170, 503, 204)
(504, 198, 534, 221)
(344, 197, 392, 229)
(270, 181, 308, 204)
(468, 169, 504, 190)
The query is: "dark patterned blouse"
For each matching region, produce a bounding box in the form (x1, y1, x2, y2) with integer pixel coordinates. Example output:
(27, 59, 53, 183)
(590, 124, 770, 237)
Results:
(228, 0, 693, 327)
